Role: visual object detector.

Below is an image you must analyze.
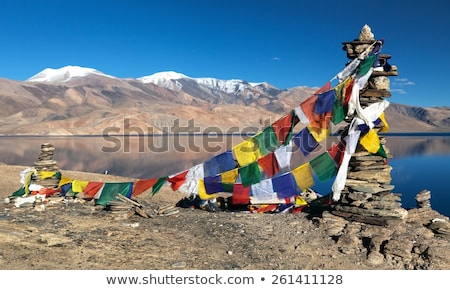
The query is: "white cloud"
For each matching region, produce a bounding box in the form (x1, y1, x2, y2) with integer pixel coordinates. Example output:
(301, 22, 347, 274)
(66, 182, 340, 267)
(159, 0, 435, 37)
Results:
(271, 57, 281, 61)
(392, 78, 415, 86)
(390, 88, 407, 94)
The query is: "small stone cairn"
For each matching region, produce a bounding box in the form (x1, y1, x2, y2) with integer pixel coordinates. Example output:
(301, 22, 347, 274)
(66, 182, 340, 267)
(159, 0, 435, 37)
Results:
(330, 25, 407, 226)
(32, 143, 61, 188)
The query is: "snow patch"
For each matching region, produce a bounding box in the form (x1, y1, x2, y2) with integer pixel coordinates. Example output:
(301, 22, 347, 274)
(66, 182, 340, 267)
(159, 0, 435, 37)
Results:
(26, 65, 115, 83)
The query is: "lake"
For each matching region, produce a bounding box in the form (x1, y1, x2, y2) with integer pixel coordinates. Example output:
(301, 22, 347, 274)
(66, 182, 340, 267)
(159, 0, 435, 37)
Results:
(1, 133, 449, 216)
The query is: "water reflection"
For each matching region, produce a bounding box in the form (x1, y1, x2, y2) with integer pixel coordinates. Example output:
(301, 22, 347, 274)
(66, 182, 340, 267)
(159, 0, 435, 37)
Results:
(1, 134, 449, 216)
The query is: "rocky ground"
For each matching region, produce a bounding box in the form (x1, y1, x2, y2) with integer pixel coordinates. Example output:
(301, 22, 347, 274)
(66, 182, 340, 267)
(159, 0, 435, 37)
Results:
(1, 164, 449, 270)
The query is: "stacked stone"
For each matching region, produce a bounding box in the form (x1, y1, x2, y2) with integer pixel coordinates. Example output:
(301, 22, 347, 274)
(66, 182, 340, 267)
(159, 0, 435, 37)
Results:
(32, 143, 61, 188)
(331, 25, 407, 226)
(415, 189, 432, 209)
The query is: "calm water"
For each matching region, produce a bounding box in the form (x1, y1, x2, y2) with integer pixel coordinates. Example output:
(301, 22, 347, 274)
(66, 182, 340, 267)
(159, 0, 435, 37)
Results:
(1, 134, 449, 216)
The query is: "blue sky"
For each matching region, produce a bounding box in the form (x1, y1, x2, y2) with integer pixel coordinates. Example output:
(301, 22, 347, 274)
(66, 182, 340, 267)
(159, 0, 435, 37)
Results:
(0, 0, 449, 108)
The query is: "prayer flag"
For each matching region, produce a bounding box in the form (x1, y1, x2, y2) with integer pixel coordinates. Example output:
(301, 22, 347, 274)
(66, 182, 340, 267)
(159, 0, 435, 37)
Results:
(359, 129, 381, 154)
(221, 168, 239, 183)
(327, 141, 346, 166)
(293, 127, 319, 156)
(96, 182, 132, 206)
(272, 173, 300, 199)
(307, 125, 330, 143)
(358, 54, 377, 76)
(291, 163, 314, 192)
(203, 150, 236, 177)
(167, 170, 189, 191)
(250, 179, 276, 202)
(379, 112, 389, 132)
(233, 138, 262, 167)
(204, 175, 224, 194)
(152, 177, 167, 195)
(310, 152, 338, 182)
(314, 90, 335, 114)
(271, 110, 297, 145)
(132, 178, 158, 197)
(83, 181, 104, 198)
(332, 98, 346, 125)
(294, 106, 310, 124)
(257, 152, 280, 177)
(274, 141, 293, 171)
(253, 126, 279, 156)
(239, 162, 261, 187)
(71, 180, 89, 193)
(232, 184, 251, 205)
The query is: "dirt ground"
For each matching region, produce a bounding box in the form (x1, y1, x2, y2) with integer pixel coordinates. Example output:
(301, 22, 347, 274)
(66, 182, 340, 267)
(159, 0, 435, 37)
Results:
(1, 164, 449, 270)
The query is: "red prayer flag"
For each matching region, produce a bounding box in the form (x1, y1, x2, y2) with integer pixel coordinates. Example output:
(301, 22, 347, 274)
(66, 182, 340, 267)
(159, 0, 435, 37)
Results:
(271, 113, 293, 144)
(327, 141, 346, 166)
(167, 170, 189, 191)
(83, 182, 104, 198)
(132, 178, 158, 197)
(257, 152, 280, 177)
(232, 184, 251, 205)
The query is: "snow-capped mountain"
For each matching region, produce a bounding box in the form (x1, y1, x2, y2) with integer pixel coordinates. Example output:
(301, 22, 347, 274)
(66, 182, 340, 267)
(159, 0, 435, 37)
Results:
(138, 71, 274, 95)
(26, 65, 116, 83)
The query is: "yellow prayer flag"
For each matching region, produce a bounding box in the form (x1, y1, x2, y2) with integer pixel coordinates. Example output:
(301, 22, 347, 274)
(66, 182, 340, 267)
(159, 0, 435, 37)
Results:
(232, 139, 262, 166)
(72, 180, 89, 193)
(295, 196, 308, 206)
(291, 163, 314, 191)
(39, 171, 56, 179)
(58, 176, 73, 187)
(379, 112, 389, 132)
(198, 179, 217, 200)
(360, 129, 380, 153)
(307, 125, 330, 143)
(221, 168, 239, 183)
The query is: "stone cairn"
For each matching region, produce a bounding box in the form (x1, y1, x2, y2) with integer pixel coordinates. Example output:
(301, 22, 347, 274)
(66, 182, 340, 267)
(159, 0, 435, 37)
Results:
(31, 143, 61, 188)
(329, 25, 407, 226)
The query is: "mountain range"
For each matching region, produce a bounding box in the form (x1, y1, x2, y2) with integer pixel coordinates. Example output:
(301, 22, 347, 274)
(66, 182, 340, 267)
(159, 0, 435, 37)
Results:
(0, 65, 448, 135)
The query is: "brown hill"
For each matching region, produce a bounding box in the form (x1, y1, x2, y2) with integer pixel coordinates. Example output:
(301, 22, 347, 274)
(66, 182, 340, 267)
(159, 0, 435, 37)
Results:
(0, 74, 448, 135)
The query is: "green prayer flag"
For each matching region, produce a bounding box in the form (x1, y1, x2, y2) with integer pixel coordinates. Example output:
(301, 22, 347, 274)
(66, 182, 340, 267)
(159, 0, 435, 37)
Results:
(11, 186, 25, 197)
(331, 99, 345, 125)
(309, 152, 338, 182)
(96, 182, 132, 206)
(358, 54, 376, 76)
(152, 177, 167, 195)
(284, 110, 297, 145)
(222, 183, 234, 193)
(253, 126, 279, 156)
(377, 144, 387, 158)
(239, 162, 261, 187)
